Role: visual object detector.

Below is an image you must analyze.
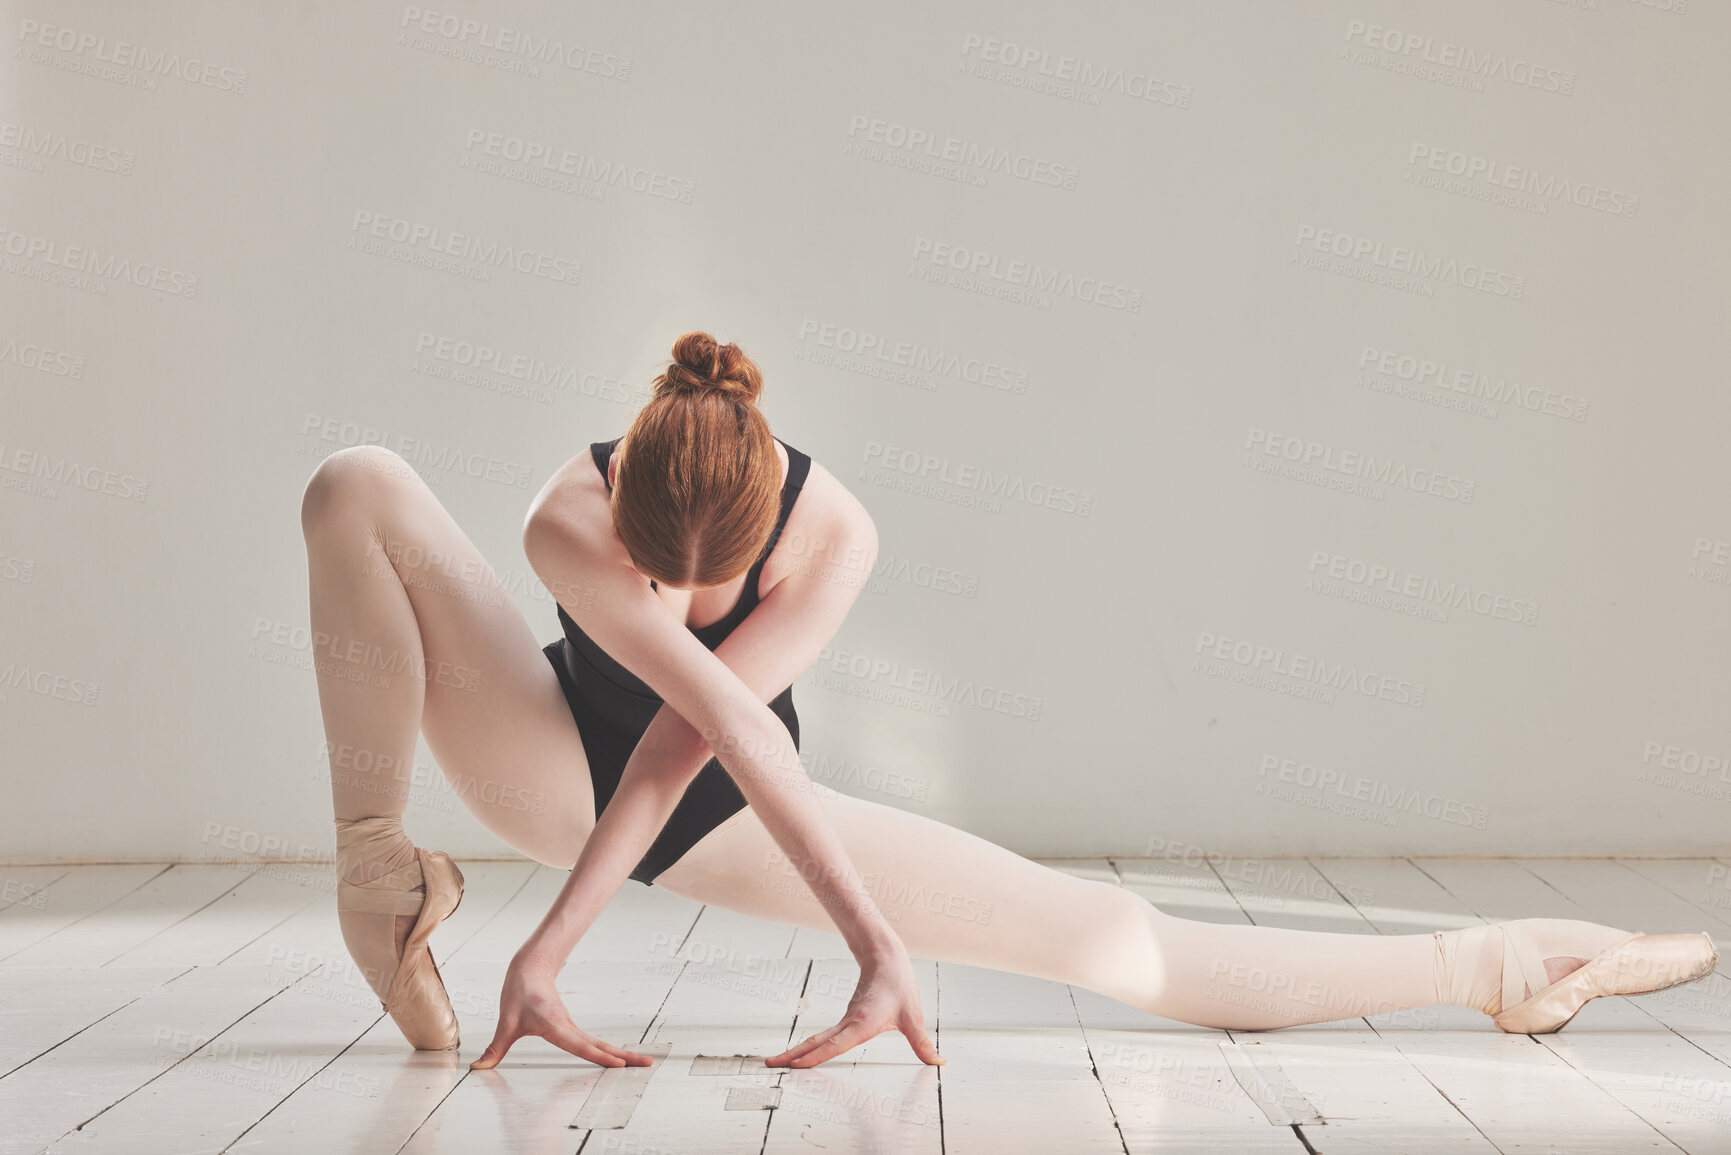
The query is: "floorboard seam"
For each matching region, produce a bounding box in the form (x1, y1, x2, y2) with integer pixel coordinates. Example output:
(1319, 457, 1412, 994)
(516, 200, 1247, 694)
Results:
(217, 1011, 379, 1154)
(0, 869, 69, 913)
(0, 964, 197, 1080)
(934, 961, 946, 1155)
(212, 891, 320, 966)
(1067, 983, 1132, 1155)
(49, 965, 311, 1147)
(101, 866, 262, 967)
(0, 863, 175, 964)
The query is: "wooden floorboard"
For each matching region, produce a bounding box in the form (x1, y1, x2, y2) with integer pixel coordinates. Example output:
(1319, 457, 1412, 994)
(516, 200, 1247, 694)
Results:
(0, 856, 1723, 1153)
(215, 860, 541, 1154)
(3, 864, 256, 969)
(397, 956, 680, 1155)
(935, 962, 1127, 1154)
(0, 865, 173, 963)
(1210, 856, 1506, 1153)
(1413, 858, 1721, 1152)
(0, 964, 301, 1155)
(105, 865, 326, 969)
(761, 956, 945, 1154)
(0, 966, 189, 1080)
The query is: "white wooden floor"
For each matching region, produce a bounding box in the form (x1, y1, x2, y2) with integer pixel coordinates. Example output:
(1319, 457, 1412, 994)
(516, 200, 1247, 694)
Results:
(3, 857, 1729, 1155)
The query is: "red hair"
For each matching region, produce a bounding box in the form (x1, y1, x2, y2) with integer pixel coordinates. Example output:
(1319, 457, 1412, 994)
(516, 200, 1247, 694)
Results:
(610, 331, 780, 588)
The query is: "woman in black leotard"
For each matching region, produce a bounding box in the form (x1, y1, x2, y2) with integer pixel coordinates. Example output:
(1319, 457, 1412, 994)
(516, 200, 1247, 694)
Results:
(308, 330, 946, 1068)
(542, 436, 812, 885)
(300, 330, 1714, 1077)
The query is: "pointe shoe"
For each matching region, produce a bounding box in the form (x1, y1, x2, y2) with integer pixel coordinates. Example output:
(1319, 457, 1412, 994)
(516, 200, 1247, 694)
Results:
(1493, 930, 1718, 1034)
(334, 818, 466, 1050)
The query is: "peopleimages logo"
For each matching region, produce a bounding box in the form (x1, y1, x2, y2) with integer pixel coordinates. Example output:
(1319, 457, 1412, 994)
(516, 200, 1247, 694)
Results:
(1407, 143, 1637, 219)
(957, 34, 1194, 108)
(0, 661, 101, 706)
(1256, 754, 1490, 830)
(0, 443, 149, 501)
(811, 643, 1044, 721)
(1244, 428, 1476, 504)
(910, 237, 1142, 312)
(1193, 630, 1426, 708)
(1355, 345, 1590, 422)
(861, 439, 1093, 516)
(461, 129, 695, 203)
(15, 19, 251, 93)
(0, 120, 135, 174)
(0, 336, 85, 378)
(1638, 740, 1731, 796)
(299, 414, 534, 488)
(845, 114, 1079, 189)
(1305, 550, 1539, 626)
(1293, 224, 1525, 299)
(1341, 19, 1575, 95)
(0, 226, 199, 297)
(397, 7, 631, 79)
(796, 319, 1029, 394)
(347, 210, 582, 286)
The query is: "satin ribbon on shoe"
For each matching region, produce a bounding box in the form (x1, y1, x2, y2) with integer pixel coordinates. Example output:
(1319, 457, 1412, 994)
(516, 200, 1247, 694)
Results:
(1432, 923, 1553, 1017)
(333, 817, 463, 1049)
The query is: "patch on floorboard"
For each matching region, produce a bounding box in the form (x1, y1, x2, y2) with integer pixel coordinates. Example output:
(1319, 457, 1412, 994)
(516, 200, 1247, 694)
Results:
(724, 1084, 783, 1110)
(568, 1043, 673, 1130)
(1218, 1041, 1325, 1126)
(690, 1053, 767, 1075)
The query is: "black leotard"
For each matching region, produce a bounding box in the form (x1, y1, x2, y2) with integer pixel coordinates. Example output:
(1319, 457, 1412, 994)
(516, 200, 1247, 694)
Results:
(540, 436, 813, 885)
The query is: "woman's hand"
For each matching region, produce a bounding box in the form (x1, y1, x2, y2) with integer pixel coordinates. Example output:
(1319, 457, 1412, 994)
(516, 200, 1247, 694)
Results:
(470, 952, 656, 1070)
(766, 936, 944, 1069)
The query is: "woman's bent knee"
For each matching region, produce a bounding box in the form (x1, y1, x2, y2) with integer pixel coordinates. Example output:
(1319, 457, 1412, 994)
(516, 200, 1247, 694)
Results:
(300, 446, 423, 538)
(1067, 881, 1169, 1011)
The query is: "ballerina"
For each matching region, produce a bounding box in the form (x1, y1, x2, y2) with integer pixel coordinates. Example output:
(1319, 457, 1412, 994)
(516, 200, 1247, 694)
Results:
(298, 330, 1717, 1071)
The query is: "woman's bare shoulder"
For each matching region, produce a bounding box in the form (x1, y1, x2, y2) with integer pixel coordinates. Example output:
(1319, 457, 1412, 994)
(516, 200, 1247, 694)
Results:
(796, 453, 874, 532)
(523, 443, 611, 549)
(769, 452, 878, 589)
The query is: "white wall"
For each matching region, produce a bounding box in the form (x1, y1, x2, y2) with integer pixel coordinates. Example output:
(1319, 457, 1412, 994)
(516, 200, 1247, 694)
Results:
(4, 0, 1727, 865)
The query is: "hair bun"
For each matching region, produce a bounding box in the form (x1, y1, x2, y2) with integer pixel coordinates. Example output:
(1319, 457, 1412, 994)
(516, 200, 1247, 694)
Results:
(658, 330, 763, 404)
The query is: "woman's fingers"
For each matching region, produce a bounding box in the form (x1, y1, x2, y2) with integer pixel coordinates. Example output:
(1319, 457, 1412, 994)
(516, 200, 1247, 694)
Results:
(542, 1019, 658, 1068)
(899, 1019, 945, 1066)
(765, 1022, 843, 1067)
(778, 1020, 882, 1068)
(595, 1039, 657, 1066)
(543, 1020, 626, 1067)
(470, 1015, 654, 1071)
(468, 1023, 521, 1071)
(768, 1015, 942, 1068)
(764, 1039, 820, 1066)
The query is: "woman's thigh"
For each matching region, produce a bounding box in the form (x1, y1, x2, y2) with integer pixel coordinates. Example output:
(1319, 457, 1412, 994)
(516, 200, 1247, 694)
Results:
(301, 444, 595, 867)
(652, 782, 1160, 1007)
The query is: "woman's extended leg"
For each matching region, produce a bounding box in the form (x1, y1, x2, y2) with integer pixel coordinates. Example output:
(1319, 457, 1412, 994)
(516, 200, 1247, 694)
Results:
(653, 785, 1638, 1029)
(299, 445, 597, 1042)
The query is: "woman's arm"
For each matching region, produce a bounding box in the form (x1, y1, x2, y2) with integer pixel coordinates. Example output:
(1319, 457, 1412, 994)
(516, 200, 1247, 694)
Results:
(519, 465, 893, 951)
(468, 711, 712, 1070)
(472, 461, 937, 1069)
(499, 564, 865, 988)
